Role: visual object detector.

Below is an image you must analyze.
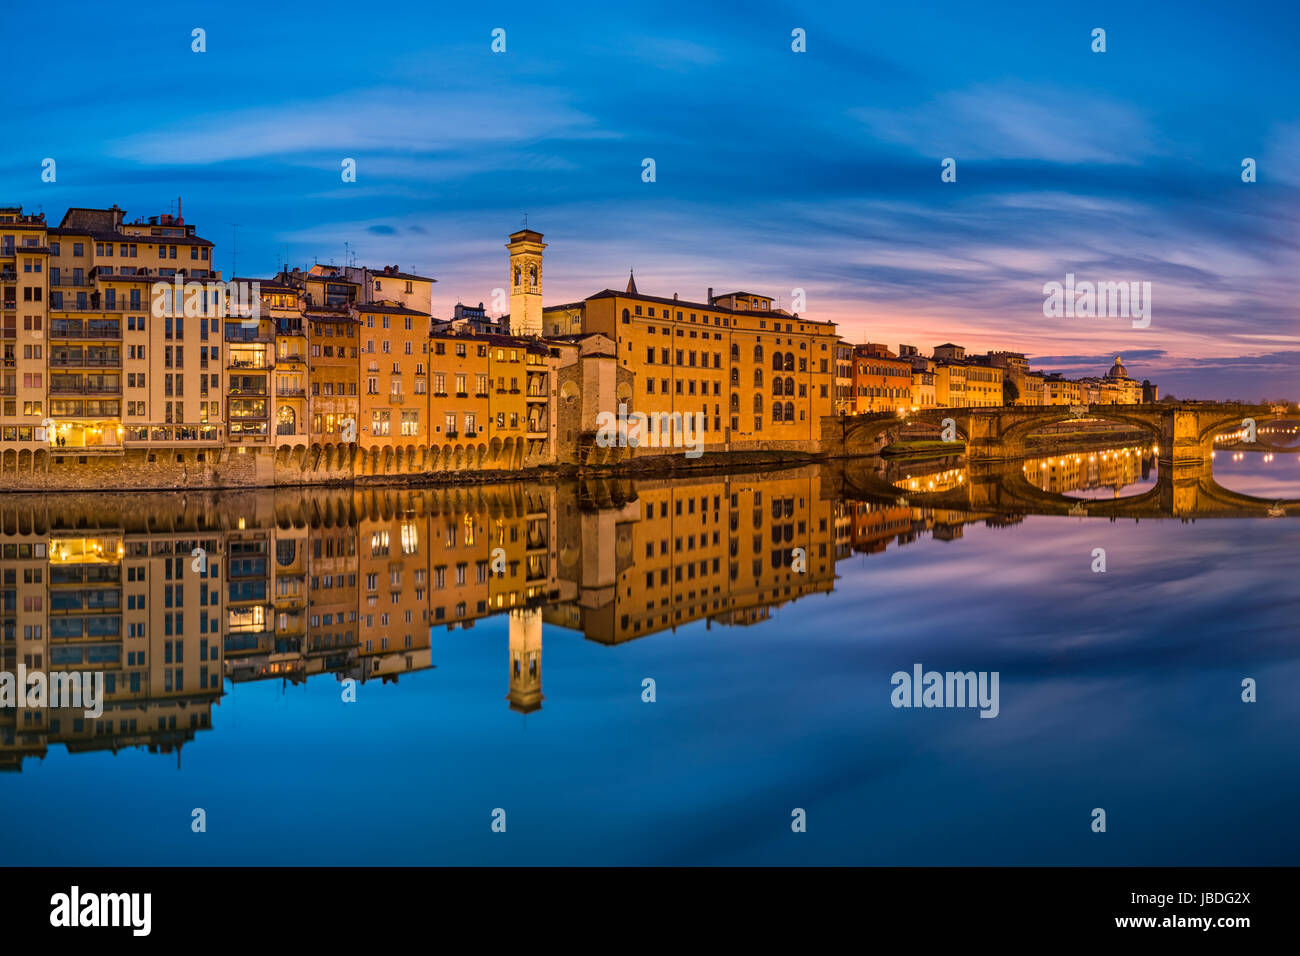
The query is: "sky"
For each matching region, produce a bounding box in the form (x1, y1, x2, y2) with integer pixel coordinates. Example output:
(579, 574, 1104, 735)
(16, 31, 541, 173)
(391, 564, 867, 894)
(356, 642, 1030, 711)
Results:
(4, 0, 1297, 399)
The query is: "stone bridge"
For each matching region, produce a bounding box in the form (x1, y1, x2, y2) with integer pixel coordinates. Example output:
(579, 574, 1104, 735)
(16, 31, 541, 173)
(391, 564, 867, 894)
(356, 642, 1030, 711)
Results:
(823, 402, 1280, 467)
(832, 457, 1300, 520)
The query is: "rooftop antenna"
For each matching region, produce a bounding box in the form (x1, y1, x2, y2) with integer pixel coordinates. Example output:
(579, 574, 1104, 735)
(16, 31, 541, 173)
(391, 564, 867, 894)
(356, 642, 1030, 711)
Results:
(522, 212, 528, 230)
(226, 223, 242, 277)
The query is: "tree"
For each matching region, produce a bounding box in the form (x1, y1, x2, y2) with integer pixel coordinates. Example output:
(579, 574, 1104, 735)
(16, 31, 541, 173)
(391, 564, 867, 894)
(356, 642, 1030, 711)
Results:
(1002, 378, 1020, 406)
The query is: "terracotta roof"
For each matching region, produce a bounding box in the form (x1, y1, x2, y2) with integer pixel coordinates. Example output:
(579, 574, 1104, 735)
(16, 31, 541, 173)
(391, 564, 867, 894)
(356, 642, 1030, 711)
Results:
(354, 301, 429, 317)
(584, 288, 835, 327)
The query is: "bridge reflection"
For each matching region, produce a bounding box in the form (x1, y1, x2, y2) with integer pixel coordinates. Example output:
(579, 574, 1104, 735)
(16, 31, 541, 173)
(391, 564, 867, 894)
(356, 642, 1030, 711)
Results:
(835, 450, 1300, 518)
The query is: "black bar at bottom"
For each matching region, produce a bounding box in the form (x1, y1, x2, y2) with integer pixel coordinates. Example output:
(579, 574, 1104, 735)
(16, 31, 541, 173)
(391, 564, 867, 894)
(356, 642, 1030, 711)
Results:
(3, 866, 1292, 940)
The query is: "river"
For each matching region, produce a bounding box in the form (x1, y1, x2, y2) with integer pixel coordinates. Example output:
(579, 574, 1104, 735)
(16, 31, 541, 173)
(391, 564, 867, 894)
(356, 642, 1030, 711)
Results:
(1, 446, 1296, 864)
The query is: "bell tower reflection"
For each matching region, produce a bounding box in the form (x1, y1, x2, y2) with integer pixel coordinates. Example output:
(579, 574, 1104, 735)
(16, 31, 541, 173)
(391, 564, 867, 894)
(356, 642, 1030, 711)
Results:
(507, 608, 543, 713)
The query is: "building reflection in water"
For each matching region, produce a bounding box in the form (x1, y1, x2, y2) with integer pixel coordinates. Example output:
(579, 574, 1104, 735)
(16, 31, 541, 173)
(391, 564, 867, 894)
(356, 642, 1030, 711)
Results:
(1023, 445, 1156, 498)
(0, 448, 1163, 769)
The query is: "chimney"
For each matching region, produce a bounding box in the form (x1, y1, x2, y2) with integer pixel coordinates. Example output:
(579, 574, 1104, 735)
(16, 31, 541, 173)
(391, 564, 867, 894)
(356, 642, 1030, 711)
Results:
(673, 292, 678, 300)
(176, 196, 183, 225)
(707, 287, 713, 303)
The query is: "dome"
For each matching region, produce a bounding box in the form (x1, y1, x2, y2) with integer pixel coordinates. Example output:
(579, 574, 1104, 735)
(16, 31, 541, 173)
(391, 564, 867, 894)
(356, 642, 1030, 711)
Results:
(1106, 356, 1129, 379)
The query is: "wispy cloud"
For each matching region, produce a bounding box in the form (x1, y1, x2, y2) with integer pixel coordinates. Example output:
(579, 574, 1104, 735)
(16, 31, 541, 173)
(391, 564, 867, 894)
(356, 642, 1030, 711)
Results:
(851, 84, 1157, 164)
(109, 88, 606, 165)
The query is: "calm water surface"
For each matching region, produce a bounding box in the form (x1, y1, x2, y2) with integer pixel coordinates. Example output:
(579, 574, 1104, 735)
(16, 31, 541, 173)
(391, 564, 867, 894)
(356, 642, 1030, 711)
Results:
(1, 448, 1297, 865)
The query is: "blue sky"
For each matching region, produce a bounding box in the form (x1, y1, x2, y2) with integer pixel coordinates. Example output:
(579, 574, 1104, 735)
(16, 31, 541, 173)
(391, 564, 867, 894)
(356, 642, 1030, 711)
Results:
(4, 0, 1297, 398)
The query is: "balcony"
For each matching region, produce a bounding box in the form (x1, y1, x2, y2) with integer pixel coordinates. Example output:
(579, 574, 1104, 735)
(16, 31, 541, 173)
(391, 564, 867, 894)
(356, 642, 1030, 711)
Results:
(49, 383, 122, 395)
(276, 353, 305, 364)
(50, 357, 122, 368)
(47, 442, 125, 455)
(48, 325, 122, 339)
(387, 394, 405, 405)
(0, 271, 15, 282)
(49, 276, 95, 288)
(276, 387, 306, 398)
(227, 358, 267, 370)
(225, 329, 273, 344)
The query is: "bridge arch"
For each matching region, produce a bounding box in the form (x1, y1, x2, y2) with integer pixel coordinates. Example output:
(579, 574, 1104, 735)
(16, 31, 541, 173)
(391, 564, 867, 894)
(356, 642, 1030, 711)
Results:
(1201, 413, 1300, 452)
(837, 410, 971, 456)
(996, 407, 1163, 448)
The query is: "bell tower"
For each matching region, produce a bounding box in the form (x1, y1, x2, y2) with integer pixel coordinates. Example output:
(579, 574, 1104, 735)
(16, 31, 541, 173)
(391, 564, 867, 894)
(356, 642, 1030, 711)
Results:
(506, 229, 546, 337)
(506, 608, 543, 713)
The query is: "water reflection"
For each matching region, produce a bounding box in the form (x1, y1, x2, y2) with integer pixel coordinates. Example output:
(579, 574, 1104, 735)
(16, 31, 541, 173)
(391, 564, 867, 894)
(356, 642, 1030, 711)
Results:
(1212, 448, 1300, 500)
(1023, 445, 1158, 500)
(4, 473, 848, 767)
(4, 445, 1297, 775)
(2, 437, 1300, 870)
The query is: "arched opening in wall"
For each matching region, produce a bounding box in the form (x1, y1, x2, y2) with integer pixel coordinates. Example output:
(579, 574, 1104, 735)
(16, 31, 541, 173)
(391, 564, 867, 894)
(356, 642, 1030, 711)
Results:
(1010, 410, 1162, 455)
(1206, 415, 1300, 498)
(1011, 410, 1164, 501)
(1206, 415, 1300, 453)
(276, 406, 296, 437)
